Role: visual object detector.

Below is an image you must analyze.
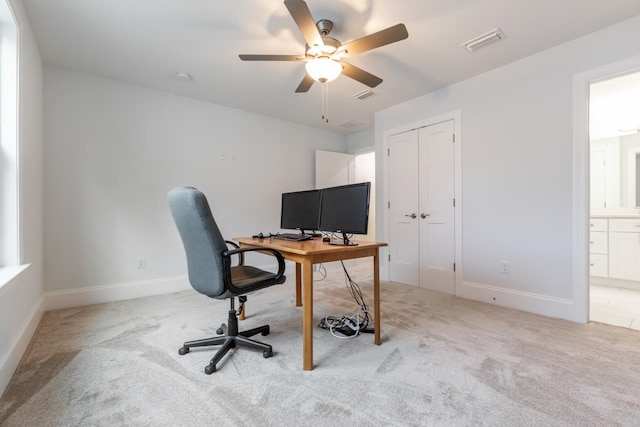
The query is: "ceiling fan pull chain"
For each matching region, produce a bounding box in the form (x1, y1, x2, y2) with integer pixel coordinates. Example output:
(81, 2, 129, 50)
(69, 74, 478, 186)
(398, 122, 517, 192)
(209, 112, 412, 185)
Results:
(321, 81, 325, 121)
(322, 81, 329, 123)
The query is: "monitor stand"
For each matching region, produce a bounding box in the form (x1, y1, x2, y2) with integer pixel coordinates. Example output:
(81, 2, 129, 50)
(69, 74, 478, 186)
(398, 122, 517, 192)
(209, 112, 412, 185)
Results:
(329, 232, 358, 246)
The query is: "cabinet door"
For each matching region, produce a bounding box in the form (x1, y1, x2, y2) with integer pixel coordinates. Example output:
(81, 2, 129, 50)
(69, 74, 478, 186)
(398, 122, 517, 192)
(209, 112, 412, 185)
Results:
(609, 232, 640, 281)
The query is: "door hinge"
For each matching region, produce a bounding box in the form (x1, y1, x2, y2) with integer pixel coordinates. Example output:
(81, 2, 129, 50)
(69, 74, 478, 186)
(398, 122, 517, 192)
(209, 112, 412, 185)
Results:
(387, 148, 390, 156)
(452, 134, 455, 143)
(388, 254, 391, 262)
(453, 198, 455, 207)
(388, 201, 390, 209)
(453, 263, 456, 272)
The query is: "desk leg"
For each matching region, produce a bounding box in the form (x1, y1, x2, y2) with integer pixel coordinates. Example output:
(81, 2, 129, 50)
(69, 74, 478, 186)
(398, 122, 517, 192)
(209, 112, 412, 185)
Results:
(373, 249, 381, 346)
(302, 259, 314, 370)
(295, 263, 302, 307)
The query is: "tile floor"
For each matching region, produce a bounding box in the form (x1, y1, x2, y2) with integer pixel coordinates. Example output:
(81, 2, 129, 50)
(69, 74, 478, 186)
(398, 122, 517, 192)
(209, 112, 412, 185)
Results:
(590, 283, 640, 330)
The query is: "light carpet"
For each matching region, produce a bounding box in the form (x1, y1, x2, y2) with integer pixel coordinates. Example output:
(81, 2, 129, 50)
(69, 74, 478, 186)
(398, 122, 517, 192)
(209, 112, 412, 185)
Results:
(2, 264, 640, 426)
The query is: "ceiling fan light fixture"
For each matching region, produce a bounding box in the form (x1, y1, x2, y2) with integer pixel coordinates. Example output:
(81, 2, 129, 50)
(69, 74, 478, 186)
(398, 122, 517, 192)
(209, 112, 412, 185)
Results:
(305, 57, 342, 82)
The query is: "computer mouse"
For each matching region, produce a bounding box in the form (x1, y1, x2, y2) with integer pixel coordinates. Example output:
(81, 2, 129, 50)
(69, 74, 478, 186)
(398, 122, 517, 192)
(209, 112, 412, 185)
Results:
(322, 237, 330, 242)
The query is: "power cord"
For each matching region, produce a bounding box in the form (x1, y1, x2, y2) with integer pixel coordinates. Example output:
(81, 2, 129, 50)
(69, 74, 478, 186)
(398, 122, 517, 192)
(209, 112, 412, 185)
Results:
(317, 261, 372, 339)
(314, 263, 327, 281)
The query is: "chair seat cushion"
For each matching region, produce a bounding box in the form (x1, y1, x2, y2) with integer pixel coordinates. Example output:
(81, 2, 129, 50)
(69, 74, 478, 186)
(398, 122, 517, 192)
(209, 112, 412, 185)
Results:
(230, 265, 286, 292)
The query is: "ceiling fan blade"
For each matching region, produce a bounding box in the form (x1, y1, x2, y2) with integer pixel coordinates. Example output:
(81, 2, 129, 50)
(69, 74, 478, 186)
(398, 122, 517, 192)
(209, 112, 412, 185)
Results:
(239, 54, 306, 61)
(341, 62, 383, 88)
(284, 0, 324, 48)
(295, 74, 315, 93)
(340, 23, 409, 58)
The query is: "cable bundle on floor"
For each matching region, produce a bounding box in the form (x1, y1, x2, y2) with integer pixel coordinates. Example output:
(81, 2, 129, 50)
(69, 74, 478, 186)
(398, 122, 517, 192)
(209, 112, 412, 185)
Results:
(318, 261, 373, 339)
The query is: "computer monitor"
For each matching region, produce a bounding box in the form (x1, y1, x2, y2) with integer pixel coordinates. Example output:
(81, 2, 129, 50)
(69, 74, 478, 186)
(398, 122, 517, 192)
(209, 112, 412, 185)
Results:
(318, 182, 371, 246)
(280, 189, 321, 234)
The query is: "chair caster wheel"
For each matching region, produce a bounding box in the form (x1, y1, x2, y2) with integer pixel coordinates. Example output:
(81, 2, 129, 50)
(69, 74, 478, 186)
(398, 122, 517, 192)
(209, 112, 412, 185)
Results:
(216, 328, 224, 335)
(204, 364, 216, 375)
(178, 346, 189, 355)
(262, 326, 270, 336)
(263, 349, 273, 358)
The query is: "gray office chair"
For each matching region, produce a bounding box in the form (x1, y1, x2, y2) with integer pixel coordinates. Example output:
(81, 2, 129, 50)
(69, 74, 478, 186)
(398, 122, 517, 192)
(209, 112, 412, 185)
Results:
(168, 186, 286, 374)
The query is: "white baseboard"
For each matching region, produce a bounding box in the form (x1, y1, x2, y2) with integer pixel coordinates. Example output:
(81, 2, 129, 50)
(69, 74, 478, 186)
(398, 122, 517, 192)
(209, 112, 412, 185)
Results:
(457, 281, 577, 321)
(591, 276, 640, 291)
(0, 295, 45, 397)
(44, 276, 191, 311)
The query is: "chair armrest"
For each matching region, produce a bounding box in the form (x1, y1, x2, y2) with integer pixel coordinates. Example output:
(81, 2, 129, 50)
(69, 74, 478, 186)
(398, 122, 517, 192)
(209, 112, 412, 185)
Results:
(222, 247, 286, 294)
(225, 240, 244, 266)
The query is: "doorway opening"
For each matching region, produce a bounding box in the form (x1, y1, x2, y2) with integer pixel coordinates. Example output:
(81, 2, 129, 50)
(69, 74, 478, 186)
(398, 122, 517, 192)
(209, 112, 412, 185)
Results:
(588, 71, 640, 330)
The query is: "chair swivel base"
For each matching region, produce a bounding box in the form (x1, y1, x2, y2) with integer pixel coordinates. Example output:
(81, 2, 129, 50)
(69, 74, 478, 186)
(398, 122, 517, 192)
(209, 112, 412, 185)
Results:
(178, 309, 273, 374)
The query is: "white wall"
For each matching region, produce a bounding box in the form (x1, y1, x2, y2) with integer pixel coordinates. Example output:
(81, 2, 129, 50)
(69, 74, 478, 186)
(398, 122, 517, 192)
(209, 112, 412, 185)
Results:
(347, 128, 374, 154)
(0, 0, 44, 397)
(43, 66, 346, 303)
(375, 15, 640, 321)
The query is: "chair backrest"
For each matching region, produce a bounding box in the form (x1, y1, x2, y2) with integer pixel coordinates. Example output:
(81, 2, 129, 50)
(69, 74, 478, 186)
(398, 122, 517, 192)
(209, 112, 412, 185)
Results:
(168, 187, 228, 298)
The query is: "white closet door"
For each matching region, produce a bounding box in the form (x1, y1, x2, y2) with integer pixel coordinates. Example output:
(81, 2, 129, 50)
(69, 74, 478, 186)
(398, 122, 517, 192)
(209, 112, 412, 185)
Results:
(418, 120, 455, 293)
(388, 130, 420, 286)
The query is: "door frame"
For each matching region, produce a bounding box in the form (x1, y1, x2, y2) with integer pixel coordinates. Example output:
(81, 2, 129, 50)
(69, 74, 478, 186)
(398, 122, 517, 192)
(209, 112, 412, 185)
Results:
(381, 110, 462, 293)
(572, 53, 640, 324)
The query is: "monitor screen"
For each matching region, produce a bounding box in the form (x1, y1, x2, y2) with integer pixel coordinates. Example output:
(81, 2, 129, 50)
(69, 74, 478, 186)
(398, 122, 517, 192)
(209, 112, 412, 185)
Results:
(280, 189, 321, 232)
(319, 182, 371, 236)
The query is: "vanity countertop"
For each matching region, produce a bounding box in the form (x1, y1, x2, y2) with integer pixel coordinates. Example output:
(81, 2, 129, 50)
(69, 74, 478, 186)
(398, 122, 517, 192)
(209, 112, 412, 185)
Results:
(590, 214, 640, 219)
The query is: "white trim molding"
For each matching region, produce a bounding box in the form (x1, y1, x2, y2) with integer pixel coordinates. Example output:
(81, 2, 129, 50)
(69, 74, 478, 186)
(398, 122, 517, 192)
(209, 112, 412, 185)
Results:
(45, 276, 191, 311)
(0, 294, 44, 396)
(572, 53, 640, 324)
(458, 281, 576, 321)
(44, 263, 296, 311)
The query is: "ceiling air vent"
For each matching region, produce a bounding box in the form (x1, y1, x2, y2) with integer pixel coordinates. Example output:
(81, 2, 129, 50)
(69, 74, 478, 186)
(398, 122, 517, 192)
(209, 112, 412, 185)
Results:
(336, 120, 365, 130)
(352, 89, 377, 101)
(461, 28, 506, 52)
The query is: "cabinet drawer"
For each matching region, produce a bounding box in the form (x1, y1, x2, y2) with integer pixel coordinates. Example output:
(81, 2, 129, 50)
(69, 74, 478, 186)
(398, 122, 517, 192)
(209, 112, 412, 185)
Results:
(589, 218, 608, 232)
(590, 254, 608, 277)
(609, 218, 640, 233)
(589, 232, 608, 254)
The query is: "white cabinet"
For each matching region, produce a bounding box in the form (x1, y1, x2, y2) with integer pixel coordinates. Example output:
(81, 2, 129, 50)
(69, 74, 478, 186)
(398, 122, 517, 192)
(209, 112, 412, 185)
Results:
(589, 219, 608, 277)
(609, 218, 640, 281)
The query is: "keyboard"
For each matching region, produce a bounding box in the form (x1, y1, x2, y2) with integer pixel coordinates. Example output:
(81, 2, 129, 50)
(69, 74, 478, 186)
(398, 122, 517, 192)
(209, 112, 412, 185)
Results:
(274, 233, 313, 242)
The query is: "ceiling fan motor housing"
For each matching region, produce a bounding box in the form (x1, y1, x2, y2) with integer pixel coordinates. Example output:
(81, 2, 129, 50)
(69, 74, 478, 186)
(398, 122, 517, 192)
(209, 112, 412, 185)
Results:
(316, 19, 333, 36)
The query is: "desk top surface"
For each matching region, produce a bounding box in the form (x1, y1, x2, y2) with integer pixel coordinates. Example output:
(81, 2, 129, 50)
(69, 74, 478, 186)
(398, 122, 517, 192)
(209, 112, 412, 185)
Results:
(235, 236, 387, 256)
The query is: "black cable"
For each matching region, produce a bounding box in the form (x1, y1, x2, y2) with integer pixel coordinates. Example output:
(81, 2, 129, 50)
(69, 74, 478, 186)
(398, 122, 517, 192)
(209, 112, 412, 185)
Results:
(317, 261, 371, 337)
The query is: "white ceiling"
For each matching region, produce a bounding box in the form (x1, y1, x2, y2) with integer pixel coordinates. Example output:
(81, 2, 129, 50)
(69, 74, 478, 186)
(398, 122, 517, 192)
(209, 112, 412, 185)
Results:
(22, 0, 640, 134)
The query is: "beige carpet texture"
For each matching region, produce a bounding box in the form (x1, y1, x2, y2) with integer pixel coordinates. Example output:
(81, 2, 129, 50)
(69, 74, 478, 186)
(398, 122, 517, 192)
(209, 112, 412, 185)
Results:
(2, 263, 640, 426)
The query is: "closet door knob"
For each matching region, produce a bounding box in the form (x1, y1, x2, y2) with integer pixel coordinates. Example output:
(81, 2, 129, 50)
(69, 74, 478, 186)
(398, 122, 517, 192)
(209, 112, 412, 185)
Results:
(421, 213, 429, 219)
(405, 213, 417, 219)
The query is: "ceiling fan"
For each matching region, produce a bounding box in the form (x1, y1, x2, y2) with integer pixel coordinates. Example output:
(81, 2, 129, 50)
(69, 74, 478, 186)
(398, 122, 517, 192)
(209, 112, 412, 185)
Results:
(239, 0, 409, 94)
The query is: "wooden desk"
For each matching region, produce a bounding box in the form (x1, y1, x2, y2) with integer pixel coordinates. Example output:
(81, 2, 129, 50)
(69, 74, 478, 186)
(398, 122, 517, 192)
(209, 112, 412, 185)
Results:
(235, 237, 387, 371)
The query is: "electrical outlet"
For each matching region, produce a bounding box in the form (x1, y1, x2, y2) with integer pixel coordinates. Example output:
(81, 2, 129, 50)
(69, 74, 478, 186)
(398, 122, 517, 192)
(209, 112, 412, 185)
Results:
(500, 261, 510, 274)
(137, 257, 146, 269)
